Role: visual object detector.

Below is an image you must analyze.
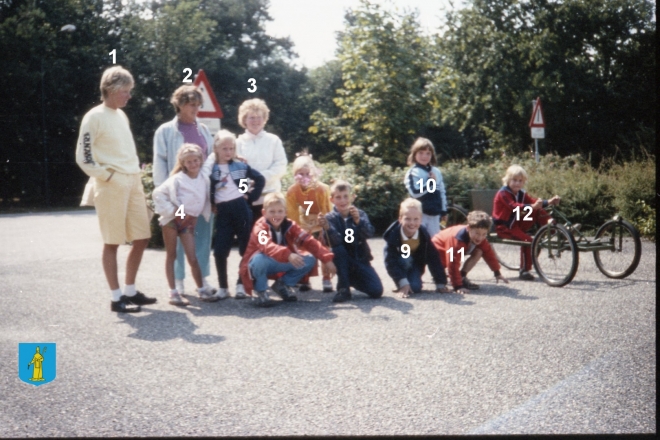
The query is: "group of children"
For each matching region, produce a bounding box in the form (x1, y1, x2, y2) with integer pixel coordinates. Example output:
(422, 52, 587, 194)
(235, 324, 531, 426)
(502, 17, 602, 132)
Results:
(153, 133, 562, 307)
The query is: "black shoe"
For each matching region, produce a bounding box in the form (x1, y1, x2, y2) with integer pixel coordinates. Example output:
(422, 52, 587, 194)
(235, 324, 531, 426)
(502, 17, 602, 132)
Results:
(111, 297, 141, 313)
(462, 277, 480, 290)
(254, 290, 275, 307)
(519, 271, 535, 281)
(333, 288, 352, 303)
(124, 291, 157, 305)
(272, 280, 297, 302)
(298, 283, 312, 292)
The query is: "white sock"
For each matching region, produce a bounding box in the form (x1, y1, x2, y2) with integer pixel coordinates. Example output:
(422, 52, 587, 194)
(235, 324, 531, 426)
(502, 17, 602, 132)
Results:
(124, 284, 136, 297)
(111, 288, 123, 302)
(202, 277, 211, 288)
(170, 289, 178, 296)
(175, 279, 184, 291)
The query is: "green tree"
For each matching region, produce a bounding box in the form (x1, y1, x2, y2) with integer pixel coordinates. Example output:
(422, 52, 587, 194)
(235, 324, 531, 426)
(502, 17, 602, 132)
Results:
(432, 0, 656, 160)
(310, 0, 433, 165)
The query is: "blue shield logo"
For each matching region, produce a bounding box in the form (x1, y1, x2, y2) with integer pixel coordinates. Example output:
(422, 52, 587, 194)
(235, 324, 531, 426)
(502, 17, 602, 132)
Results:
(18, 343, 56, 386)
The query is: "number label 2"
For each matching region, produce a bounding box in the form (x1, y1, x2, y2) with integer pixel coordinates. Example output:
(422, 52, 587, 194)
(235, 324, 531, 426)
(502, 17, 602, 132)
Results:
(513, 206, 533, 221)
(183, 68, 192, 83)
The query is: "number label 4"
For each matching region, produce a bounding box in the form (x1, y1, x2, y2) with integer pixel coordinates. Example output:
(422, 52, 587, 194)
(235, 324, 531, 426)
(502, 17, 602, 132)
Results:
(175, 204, 185, 219)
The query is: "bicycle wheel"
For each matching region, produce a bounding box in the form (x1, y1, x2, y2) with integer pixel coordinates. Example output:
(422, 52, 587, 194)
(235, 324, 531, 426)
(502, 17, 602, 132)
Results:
(593, 219, 642, 278)
(491, 239, 521, 271)
(532, 223, 579, 287)
(441, 204, 468, 229)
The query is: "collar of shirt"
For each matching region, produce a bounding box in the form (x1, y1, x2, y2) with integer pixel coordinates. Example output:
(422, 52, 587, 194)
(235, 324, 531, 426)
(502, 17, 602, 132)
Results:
(244, 129, 266, 141)
(400, 227, 419, 241)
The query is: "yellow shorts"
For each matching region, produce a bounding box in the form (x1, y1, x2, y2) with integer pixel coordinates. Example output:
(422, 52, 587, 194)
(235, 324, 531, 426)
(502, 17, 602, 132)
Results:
(94, 172, 151, 245)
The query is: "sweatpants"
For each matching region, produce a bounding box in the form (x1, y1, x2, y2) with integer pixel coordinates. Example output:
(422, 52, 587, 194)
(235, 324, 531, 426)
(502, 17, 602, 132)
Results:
(213, 197, 252, 288)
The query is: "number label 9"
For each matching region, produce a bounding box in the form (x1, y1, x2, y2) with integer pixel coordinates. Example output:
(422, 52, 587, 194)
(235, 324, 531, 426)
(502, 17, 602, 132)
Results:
(258, 230, 269, 245)
(401, 244, 410, 258)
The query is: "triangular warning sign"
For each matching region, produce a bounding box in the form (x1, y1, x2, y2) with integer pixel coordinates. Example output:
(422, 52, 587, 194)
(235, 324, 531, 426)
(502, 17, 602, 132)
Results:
(193, 70, 224, 119)
(529, 97, 545, 128)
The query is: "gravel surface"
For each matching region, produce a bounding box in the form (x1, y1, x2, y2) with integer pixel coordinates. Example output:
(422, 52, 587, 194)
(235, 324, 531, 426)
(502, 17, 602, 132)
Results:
(0, 210, 655, 436)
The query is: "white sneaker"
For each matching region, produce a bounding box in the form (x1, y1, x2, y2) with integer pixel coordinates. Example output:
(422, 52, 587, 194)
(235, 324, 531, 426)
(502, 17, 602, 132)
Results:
(212, 287, 229, 300)
(235, 283, 247, 299)
(202, 277, 217, 294)
(169, 291, 189, 306)
(197, 286, 219, 302)
(175, 279, 185, 295)
(322, 279, 334, 292)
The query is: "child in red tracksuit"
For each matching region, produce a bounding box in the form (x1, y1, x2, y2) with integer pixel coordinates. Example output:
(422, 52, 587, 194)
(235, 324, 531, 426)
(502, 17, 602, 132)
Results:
(492, 165, 560, 280)
(432, 211, 509, 293)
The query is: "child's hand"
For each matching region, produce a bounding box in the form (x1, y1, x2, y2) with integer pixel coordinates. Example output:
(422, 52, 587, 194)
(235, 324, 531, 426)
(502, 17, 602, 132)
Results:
(348, 206, 360, 224)
(532, 199, 543, 211)
(288, 252, 306, 268)
(317, 213, 330, 230)
(322, 261, 337, 277)
(441, 215, 448, 223)
(548, 195, 561, 206)
(398, 284, 413, 298)
(211, 205, 217, 214)
(495, 275, 509, 284)
(236, 155, 247, 164)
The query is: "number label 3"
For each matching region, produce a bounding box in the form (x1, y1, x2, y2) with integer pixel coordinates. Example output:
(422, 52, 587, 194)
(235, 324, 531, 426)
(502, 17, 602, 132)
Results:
(247, 78, 257, 93)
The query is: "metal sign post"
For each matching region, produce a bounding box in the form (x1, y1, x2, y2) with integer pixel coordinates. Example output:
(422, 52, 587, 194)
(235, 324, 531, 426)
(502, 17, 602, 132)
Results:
(529, 97, 546, 162)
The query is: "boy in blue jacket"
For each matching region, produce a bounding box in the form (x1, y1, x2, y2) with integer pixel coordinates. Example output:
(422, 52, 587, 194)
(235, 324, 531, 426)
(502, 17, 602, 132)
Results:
(318, 180, 383, 303)
(383, 198, 450, 298)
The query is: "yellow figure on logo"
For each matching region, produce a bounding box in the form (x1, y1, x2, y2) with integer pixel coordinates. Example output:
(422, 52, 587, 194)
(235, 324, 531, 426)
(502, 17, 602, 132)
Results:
(28, 346, 45, 381)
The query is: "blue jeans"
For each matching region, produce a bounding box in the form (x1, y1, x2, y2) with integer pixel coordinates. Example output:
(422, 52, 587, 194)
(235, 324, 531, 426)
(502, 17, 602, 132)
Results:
(400, 256, 423, 293)
(175, 212, 213, 279)
(248, 253, 317, 292)
(333, 246, 383, 298)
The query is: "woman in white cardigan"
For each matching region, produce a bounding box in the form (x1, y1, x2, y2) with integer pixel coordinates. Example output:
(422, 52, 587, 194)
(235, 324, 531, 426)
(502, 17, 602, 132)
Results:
(235, 98, 288, 225)
(153, 85, 216, 296)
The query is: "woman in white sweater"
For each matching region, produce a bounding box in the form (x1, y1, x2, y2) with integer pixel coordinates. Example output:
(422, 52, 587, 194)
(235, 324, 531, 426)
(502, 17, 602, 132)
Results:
(235, 99, 288, 226)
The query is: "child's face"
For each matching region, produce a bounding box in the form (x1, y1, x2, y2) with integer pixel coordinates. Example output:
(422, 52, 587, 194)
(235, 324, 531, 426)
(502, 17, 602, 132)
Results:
(415, 148, 433, 166)
(214, 140, 235, 163)
(399, 207, 422, 237)
(263, 203, 286, 230)
(467, 226, 488, 245)
(295, 167, 313, 188)
(182, 155, 201, 175)
(331, 190, 352, 215)
(508, 175, 525, 193)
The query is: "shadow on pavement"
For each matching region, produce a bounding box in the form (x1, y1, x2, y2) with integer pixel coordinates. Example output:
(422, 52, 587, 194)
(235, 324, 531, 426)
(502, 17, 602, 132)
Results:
(560, 279, 638, 292)
(116, 309, 225, 344)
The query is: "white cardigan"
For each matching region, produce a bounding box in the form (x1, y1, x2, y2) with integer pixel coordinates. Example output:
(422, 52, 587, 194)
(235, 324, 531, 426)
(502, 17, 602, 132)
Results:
(236, 130, 287, 205)
(152, 172, 211, 226)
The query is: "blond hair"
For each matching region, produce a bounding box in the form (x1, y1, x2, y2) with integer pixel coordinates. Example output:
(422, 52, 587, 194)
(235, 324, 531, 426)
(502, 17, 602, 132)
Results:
(238, 98, 270, 128)
(99, 66, 134, 101)
(399, 198, 423, 217)
(263, 192, 286, 210)
(502, 164, 528, 186)
(467, 210, 492, 230)
(170, 85, 203, 114)
(170, 144, 203, 176)
(330, 179, 352, 196)
(407, 137, 438, 166)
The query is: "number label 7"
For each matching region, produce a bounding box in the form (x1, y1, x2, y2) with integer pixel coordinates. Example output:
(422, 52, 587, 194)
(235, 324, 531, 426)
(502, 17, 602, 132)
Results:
(304, 201, 314, 216)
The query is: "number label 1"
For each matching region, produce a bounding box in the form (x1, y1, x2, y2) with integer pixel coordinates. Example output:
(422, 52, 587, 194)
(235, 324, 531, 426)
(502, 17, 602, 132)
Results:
(238, 178, 249, 194)
(416, 178, 436, 193)
(446, 247, 465, 263)
(183, 68, 192, 83)
(513, 206, 533, 221)
(401, 244, 410, 258)
(304, 201, 314, 216)
(109, 49, 116, 64)
(258, 230, 269, 245)
(344, 228, 355, 243)
(247, 78, 257, 93)
(175, 204, 185, 219)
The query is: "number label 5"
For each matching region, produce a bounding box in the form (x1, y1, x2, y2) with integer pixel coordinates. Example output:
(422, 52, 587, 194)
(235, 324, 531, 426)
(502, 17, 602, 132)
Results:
(238, 178, 249, 194)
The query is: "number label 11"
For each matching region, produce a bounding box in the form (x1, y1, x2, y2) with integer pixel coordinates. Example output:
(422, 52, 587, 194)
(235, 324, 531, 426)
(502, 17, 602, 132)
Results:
(446, 247, 465, 263)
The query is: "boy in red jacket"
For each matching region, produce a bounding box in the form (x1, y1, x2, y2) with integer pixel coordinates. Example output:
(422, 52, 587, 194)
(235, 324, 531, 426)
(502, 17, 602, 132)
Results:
(432, 211, 509, 294)
(239, 193, 336, 307)
(492, 165, 560, 280)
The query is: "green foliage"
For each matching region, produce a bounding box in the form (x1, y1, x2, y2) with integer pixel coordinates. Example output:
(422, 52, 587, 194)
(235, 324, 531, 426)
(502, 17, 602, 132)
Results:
(310, 0, 434, 165)
(605, 157, 656, 233)
(633, 201, 656, 241)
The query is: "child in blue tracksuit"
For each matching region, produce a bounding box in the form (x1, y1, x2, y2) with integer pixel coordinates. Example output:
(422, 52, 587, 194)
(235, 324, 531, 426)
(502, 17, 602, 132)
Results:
(317, 180, 383, 303)
(404, 137, 448, 237)
(203, 129, 265, 299)
(383, 198, 450, 298)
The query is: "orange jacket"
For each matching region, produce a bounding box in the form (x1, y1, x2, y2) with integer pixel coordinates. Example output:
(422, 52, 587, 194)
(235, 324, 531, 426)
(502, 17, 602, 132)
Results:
(239, 216, 334, 295)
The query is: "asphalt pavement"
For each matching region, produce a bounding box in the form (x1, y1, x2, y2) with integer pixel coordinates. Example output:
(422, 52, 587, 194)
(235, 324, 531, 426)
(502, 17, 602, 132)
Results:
(0, 209, 656, 436)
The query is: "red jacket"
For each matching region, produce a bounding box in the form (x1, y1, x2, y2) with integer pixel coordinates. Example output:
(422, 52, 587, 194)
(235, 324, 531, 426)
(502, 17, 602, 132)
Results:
(431, 225, 501, 290)
(492, 185, 549, 229)
(239, 216, 334, 295)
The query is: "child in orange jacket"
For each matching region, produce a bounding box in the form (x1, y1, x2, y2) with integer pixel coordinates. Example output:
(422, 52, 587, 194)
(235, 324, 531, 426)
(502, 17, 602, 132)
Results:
(432, 211, 509, 294)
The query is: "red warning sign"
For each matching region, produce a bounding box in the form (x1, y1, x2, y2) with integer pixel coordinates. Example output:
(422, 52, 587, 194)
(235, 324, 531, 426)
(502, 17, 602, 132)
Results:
(193, 69, 224, 119)
(529, 97, 545, 128)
